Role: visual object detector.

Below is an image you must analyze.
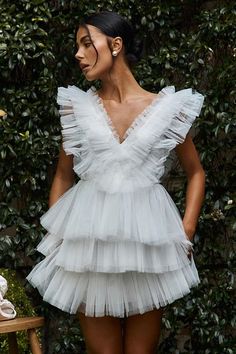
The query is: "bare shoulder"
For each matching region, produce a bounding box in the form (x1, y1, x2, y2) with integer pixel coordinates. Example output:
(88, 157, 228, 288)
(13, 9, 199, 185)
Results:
(136, 89, 161, 102)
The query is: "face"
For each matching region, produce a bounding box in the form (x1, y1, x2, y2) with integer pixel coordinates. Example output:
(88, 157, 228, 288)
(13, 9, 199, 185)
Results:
(75, 24, 115, 81)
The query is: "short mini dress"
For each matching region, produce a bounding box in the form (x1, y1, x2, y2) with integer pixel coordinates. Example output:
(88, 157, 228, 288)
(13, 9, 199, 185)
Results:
(27, 84, 205, 317)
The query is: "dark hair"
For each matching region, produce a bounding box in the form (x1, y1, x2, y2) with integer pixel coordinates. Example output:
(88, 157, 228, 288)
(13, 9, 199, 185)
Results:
(77, 10, 144, 69)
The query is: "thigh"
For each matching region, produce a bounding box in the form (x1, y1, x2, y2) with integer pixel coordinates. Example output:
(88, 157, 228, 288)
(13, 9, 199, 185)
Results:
(123, 308, 164, 354)
(77, 311, 123, 354)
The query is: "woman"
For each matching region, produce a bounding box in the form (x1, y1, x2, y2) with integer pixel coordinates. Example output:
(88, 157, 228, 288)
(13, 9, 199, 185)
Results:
(27, 10, 205, 354)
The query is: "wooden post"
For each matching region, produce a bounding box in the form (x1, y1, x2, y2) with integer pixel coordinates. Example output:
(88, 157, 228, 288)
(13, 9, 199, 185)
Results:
(27, 328, 42, 354)
(8, 332, 19, 354)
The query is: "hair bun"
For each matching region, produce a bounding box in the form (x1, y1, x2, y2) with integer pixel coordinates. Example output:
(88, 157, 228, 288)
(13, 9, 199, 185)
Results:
(126, 37, 144, 65)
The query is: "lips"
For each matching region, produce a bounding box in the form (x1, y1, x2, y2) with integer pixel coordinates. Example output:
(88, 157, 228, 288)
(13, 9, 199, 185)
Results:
(80, 63, 90, 70)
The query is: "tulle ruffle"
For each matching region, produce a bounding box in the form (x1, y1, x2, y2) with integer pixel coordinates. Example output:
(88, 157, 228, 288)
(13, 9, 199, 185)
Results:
(27, 247, 199, 317)
(56, 85, 204, 193)
(45, 239, 191, 273)
(39, 181, 192, 247)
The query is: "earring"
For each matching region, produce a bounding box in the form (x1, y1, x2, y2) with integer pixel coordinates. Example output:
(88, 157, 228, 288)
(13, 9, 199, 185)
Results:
(112, 51, 118, 56)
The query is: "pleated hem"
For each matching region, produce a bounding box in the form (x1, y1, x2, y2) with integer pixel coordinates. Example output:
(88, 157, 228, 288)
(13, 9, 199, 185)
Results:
(27, 256, 200, 318)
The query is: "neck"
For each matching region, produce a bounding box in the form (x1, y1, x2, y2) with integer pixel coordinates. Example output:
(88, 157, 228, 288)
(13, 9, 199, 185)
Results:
(98, 60, 144, 103)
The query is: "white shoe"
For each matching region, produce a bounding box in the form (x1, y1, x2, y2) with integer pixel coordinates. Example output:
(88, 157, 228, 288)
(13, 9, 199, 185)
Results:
(0, 275, 8, 300)
(0, 299, 17, 321)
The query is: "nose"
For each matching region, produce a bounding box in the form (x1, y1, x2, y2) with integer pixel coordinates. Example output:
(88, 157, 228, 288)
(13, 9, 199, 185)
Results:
(74, 48, 83, 61)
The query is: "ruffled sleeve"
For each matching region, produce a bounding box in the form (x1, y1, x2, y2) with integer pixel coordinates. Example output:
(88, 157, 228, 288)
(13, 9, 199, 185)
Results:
(56, 85, 90, 156)
(57, 86, 79, 156)
(164, 87, 205, 146)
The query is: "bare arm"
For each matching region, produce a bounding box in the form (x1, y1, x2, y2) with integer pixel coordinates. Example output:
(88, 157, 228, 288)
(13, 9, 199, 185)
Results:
(175, 134, 205, 241)
(48, 145, 75, 208)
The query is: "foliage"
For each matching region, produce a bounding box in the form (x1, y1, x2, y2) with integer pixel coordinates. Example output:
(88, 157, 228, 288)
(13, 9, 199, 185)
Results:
(0, 0, 235, 353)
(0, 268, 36, 353)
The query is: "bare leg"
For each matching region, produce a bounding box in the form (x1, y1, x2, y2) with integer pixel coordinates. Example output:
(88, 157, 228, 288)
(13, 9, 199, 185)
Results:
(77, 311, 123, 354)
(123, 308, 164, 354)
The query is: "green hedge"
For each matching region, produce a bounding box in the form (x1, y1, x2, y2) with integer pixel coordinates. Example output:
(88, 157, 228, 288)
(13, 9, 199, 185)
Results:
(0, 1, 235, 353)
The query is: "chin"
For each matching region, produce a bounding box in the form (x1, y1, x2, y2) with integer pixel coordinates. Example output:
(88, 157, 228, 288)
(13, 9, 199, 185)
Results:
(86, 65, 112, 81)
(84, 73, 101, 82)
(84, 76, 94, 82)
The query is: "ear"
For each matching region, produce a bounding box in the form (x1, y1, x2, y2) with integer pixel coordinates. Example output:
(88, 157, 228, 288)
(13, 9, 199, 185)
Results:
(112, 36, 123, 54)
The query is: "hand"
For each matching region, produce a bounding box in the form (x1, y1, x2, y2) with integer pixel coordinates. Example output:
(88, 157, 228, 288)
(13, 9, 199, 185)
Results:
(182, 222, 196, 242)
(182, 222, 195, 260)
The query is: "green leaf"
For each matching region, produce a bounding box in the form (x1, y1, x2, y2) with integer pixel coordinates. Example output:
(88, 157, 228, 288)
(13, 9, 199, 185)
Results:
(197, 58, 204, 64)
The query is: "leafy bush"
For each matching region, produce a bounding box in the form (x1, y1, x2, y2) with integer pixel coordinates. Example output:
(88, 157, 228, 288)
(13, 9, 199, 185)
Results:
(0, 0, 235, 353)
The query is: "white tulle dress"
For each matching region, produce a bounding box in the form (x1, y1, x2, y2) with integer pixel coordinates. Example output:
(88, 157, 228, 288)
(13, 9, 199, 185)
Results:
(27, 84, 204, 317)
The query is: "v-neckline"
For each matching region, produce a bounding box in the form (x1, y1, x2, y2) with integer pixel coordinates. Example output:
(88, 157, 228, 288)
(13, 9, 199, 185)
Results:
(88, 86, 165, 145)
